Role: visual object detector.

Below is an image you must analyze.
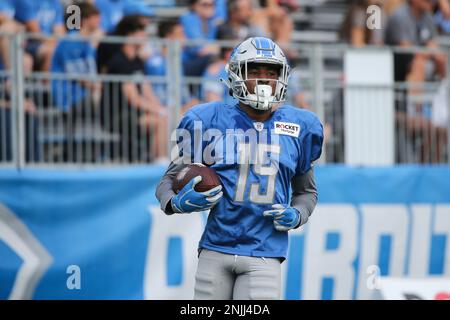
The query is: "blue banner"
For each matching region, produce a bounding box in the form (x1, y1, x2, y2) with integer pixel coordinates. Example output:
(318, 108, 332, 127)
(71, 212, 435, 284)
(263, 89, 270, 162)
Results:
(0, 166, 449, 300)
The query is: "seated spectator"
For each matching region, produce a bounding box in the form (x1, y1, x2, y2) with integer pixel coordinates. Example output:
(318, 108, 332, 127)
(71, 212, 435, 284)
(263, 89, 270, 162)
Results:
(386, 0, 447, 163)
(0, 0, 36, 73)
(51, 2, 100, 113)
(33, 0, 66, 71)
(180, 0, 221, 76)
(101, 16, 167, 162)
(340, 0, 386, 46)
(97, 3, 153, 74)
(0, 0, 65, 71)
(386, 0, 446, 81)
(216, 0, 267, 41)
(145, 19, 199, 113)
(51, 2, 100, 161)
(251, 0, 295, 47)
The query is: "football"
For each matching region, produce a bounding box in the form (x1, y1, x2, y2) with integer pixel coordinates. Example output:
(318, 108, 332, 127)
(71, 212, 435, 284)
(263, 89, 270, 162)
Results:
(173, 163, 221, 193)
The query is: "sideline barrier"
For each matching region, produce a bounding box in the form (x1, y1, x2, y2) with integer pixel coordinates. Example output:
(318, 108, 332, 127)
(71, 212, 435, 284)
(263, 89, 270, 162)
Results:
(0, 165, 449, 299)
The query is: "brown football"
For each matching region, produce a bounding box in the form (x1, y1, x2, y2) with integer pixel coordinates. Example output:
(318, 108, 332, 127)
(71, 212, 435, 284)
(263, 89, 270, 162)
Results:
(173, 163, 221, 193)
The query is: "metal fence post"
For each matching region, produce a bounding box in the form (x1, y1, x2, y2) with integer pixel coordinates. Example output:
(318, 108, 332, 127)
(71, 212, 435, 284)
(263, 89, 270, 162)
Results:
(447, 46, 450, 165)
(311, 44, 326, 164)
(10, 33, 25, 169)
(166, 40, 182, 158)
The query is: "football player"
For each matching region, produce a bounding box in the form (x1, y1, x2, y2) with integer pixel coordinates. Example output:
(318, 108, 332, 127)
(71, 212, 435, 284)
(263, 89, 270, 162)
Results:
(156, 37, 323, 300)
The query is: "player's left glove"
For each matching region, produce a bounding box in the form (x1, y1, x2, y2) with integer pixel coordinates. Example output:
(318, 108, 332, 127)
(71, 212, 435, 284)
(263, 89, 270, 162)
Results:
(263, 204, 301, 232)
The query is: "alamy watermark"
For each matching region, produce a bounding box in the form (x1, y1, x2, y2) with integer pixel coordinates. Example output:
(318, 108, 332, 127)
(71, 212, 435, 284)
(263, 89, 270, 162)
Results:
(170, 121, 286, 166)
(366, 264, 381, 290)
(66, 5, 81, 31)
(367, 5, 382, 30)
(66, 264, 81, 290)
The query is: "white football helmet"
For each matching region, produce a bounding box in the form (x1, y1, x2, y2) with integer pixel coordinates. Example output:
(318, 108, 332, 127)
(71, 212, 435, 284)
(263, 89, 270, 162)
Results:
(222, 37, 290, 111)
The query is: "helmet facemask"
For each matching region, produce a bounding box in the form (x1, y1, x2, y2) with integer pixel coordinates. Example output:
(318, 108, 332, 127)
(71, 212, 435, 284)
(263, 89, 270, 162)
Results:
(221, 37, 291, 111)
(227, 59, 290, 111)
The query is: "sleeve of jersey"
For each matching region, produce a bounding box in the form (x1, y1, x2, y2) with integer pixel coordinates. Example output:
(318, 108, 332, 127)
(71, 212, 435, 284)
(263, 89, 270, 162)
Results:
(174, 110, 205, 165)
(297, 116, 324, 175)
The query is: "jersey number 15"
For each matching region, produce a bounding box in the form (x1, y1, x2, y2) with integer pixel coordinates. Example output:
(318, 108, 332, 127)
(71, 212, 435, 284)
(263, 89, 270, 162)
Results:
(234, 143, 280, 204)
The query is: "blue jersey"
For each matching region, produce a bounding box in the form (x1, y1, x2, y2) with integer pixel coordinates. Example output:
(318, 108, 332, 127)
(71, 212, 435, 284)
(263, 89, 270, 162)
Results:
(0, 0, 36, 22)
(180, 11, 219, 59)
(36, 0, 64, 35)
(51, 33, 97, 111)
(176, 102, 323, 258)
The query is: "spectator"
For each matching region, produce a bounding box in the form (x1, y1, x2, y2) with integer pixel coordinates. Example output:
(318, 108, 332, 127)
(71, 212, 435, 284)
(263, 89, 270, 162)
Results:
(216, 0, 267, 41)
(251, 0, 295, 47)
(180, 0, 221, 76)
(51, 2, 100, 113)
(32, 0, 66, 71)
(145, 19, 199, 112)
(51, 2, 101, 162)
(340, 0, 386, 46)
(96, 2, 153, 74)
(386, 0, 447, 163)
(0, 0, 37, 73)
(101, 16, 167, 162)
(385, 0, 446, 82)
(0, 0, 65, 71)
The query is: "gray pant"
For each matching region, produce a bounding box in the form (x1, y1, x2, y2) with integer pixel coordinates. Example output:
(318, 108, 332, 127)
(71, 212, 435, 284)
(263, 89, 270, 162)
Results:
(194, 249, 281, 300)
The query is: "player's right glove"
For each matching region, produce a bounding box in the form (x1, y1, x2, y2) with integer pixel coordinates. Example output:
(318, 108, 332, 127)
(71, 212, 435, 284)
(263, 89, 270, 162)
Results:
(171, 176, 223, 213)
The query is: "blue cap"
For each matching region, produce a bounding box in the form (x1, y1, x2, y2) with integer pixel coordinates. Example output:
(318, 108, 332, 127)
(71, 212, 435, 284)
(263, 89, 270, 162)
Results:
(123, 1, 154, 17)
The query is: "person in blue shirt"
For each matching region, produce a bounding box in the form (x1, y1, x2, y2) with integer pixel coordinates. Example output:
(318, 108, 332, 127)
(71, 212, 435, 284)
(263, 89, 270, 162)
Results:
(0, 0, 37, 71)
(156, 37, 323, 300)
(33, 0, 66, 71)
(51, 2, 100, 113)
(0, 0, 65, 71)
(51, 2, 100, 162)
(180, 0, 221, 76)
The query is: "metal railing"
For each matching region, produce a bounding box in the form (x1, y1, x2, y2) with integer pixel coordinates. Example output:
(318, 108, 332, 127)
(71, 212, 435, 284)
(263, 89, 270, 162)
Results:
(0, 32, 449, 167)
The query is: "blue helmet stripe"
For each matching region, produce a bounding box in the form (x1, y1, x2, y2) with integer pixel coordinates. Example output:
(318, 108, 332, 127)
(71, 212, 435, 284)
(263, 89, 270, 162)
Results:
(260, 38, 272, 51)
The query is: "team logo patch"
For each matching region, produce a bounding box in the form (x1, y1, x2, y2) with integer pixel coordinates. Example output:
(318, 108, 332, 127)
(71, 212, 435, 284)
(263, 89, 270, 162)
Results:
(253, 122, 264, 132)
(274, 122, 300, 137)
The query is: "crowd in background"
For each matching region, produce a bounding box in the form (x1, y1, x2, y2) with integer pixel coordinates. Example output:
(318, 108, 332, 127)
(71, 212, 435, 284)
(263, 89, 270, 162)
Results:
(339, 0, 450, 163)
(0, 0, 449, 163)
